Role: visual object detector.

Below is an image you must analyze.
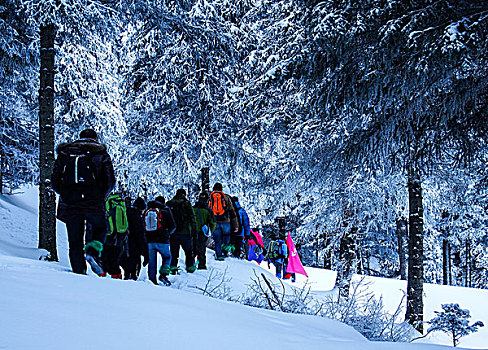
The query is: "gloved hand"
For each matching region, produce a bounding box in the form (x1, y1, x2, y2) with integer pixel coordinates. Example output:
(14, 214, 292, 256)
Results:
(143, 255, 149, 267)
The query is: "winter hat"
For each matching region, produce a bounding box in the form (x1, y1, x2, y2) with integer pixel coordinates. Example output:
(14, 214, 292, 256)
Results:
(198, 192, 209, 202)
(79, 128, 98, 140)
(133, 197, 146, 211)
(213, 182, 223, 191)
(155, 196, 165, 205)
(176, 189, 186, 197)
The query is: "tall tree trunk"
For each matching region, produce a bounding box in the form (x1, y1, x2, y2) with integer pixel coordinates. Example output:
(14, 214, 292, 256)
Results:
(324, 233, 332, 269)
(465, 239, 471, 287)
(443, 239, 449, 285)
(201, 167, 210, 194)
(336, 208, 357, 299)
(448, 243, 452, 285)
(38, 22, 57, 261)
(441, 211, 450, 285)
(405, 165, 424, 333)
(396, 216, 408, 280)
(0, 149, 4, 195)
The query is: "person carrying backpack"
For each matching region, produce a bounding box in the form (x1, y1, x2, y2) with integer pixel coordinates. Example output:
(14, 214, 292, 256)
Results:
(144, 197, 176, 285)
(101, 193, 129, 278)
(266, 233, 288, 279)
(208, 183, 239, 260)
(167, 189, 197, 273)
(231, 196, 250, 259)
(120, 197, 149, 280)
(51, 128, 115, 275)
(193, 192, 216, 269)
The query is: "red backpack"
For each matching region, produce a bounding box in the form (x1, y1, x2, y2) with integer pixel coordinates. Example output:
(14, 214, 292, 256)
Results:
(209, 191, 228, 221)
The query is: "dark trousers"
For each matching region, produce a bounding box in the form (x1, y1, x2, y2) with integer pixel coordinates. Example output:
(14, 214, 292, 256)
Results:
(170, 234, 194, 269)
(101, 234, 126, 276)
(120, 254, 141, 280)
(65, 210, 107, 274)
(231, 235, 244, 258)
(194, 232, 208, 268)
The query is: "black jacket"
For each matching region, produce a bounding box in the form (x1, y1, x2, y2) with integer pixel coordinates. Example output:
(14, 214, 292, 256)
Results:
(127, 206, 148, 258)
(52, 138, 115, 209)
(144, 201, 176, 244)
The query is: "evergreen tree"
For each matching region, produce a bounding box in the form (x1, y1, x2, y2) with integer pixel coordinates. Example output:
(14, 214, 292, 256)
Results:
(427, 303, 484, 347)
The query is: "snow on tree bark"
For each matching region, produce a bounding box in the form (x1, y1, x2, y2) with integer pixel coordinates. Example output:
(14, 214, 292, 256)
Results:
(38, 22, 57, 261)
(337, 207, 358, 299)
(405, 165, 423, 333)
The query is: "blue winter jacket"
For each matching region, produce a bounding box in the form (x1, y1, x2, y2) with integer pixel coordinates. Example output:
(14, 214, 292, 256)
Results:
(234, 201, 250, 238)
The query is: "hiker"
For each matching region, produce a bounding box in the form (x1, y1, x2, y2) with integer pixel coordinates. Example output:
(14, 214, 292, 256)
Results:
(121, 197, 149, 280)
(52, 128, 115, 275)
(193, 192, 216, 269)
(101, 193, 130, 278)
(248, 229, 266, 263)
(208, 183, 239, 260)
(144, 197, 176, 285)
(167, 189, 197, 273)
(231, 196, 250, 259)
(266, 234, 288, 279)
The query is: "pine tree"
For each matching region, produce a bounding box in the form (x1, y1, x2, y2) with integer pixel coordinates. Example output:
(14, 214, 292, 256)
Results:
(427, 303, 484, 347)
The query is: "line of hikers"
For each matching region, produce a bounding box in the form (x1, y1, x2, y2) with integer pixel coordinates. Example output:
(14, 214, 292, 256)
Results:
(51, 128, 295, 285)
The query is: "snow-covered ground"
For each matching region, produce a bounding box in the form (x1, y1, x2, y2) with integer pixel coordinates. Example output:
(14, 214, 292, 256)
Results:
(1, 186, 487, 349)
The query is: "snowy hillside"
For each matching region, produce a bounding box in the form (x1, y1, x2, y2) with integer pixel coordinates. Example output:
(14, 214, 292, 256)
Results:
(0, 187, 486, 349)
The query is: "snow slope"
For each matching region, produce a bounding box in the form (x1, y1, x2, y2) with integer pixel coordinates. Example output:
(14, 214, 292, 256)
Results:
(0, 187, 486, 349)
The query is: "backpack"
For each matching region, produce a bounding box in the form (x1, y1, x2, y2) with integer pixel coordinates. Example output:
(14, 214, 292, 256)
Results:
(268, 239, 286, 260)
(144, 208, 164, 232)
(168, 201, 185, 231)
(106, 194, 129, 235)
(209, 191, 228, 221)
(57, 150, 99, 203)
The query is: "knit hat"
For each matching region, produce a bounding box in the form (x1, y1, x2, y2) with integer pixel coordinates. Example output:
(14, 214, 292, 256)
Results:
(133, 197, 146, 211)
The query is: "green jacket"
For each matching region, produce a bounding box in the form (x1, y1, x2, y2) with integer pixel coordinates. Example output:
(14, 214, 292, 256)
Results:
(193, 202, 217, 233)
(167, 195, 197, 236)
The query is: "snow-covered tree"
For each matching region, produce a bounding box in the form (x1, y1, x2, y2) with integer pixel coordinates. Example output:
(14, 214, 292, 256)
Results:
(427, 303, 484, 347)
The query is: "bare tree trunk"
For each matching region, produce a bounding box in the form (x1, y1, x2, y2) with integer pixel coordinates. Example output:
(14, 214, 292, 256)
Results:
(38, 22, 58, 261)
(448, 243, 452, 285)
(324, 232, 332, 269)
(0, 149, 4, 195)
(396, 216, 408, 280)
(336, 208, 357, 299)
(201, 167, 210, 194)
(443, 238, 451, 285)
(405, 165, 424, 333)
(441, 211, 450, 285)
(465, 239, 471, 288)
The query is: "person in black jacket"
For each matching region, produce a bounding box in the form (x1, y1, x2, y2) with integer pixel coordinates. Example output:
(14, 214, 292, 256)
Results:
(167, 189, 197, 273)
(144, 197, 176, 285)
(193, 192, 216, 270)
(121, 197, 149, 280)
(52, 129, 115, 275)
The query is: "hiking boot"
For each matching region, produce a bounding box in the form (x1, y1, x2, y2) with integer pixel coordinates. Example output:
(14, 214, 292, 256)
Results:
(216, 256, 225, 261)
(85, 253, 104, 276)
(111, 273, 122, 279)
(170, 266, 180, 275)
(198, 265, 207, 270)
(98, 272, 107, 277)
(159, 264, 171, 275)
(158, 275, 171, 286)
(186, 265, 197, 273)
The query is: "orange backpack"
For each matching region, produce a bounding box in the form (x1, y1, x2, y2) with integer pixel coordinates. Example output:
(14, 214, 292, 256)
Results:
(209, 191, 228, 221)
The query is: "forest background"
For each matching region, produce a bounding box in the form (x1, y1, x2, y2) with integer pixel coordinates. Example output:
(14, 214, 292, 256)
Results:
(1, 0, 488, 333)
